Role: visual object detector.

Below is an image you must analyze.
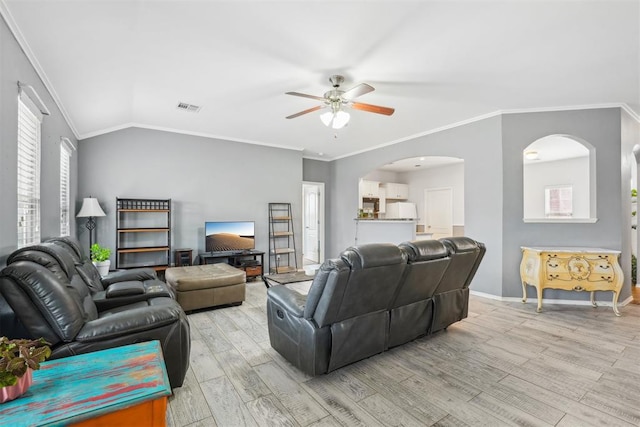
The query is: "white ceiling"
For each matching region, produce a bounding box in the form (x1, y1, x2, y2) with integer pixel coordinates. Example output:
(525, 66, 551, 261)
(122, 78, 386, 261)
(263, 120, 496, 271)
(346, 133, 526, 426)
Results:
(1, 0, 638, 160)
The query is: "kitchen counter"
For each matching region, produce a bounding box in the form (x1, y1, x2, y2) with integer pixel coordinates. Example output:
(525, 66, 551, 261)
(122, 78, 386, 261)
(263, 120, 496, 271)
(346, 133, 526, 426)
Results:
(354, 218, 417, 222)
(415, 232, 434, 240)
(354, 219, 417, 245)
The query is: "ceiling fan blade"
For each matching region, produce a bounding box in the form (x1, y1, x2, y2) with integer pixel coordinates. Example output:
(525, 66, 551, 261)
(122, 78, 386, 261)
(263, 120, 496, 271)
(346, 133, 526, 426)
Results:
(342, 83, 374, 100)
(285, 91, 326, 102)
(350, 102, 395, 116)
(286, 105, 324, 119)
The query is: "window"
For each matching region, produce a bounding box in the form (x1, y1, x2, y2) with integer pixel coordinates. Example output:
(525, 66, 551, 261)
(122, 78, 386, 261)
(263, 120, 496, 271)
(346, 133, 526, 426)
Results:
(545, 185, 573, 218)
(17, 98, 42, 247)
(60, 139, 73, 236)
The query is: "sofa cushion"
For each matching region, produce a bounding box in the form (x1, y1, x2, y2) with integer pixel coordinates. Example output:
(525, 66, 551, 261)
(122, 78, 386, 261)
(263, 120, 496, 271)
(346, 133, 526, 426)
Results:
(7, 243, 77, 283)
(399, 240, 448, 262)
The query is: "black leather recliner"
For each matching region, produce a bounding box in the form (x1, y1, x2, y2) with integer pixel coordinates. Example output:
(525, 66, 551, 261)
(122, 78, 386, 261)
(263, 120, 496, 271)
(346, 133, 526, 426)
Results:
(430, 237, 486, 332)
(267, 238, 485, 376)
(392, 239, 450, 347)
(267, 243, 407, 376)
(45, 236, 175, 309)
(0, 244, 190, 388)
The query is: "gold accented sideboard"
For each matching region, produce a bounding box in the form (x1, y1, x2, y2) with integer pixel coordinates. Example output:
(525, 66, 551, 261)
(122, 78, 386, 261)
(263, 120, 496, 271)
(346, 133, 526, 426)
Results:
(520, 247, 623, 316)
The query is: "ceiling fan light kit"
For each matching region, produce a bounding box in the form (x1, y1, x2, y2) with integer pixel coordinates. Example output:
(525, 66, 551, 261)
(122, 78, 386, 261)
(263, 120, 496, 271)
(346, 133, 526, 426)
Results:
(320, 110, 350, 129)
(286, 75, 394, 129)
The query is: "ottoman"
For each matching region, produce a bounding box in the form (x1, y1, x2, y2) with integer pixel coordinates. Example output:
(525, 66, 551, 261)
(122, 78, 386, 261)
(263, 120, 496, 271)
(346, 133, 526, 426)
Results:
(165, 264, 246, 311)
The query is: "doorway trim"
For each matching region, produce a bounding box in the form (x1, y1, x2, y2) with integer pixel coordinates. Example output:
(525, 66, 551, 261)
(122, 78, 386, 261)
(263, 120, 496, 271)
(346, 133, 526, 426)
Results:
(302, 181, 325, 265)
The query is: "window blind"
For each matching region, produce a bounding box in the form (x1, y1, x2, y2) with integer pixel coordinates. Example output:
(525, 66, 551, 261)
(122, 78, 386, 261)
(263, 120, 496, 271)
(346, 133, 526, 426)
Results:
(60, 142, 72, 236)
(17, 98, 41, 248)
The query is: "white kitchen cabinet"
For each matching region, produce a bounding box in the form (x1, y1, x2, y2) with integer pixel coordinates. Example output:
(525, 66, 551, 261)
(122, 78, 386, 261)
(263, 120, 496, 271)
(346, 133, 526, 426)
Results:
(383, 183, 409, 200)
(359, 179, 380, 198)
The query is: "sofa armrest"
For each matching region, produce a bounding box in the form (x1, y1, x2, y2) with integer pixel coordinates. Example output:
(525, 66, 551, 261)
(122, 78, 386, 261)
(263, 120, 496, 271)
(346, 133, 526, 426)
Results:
(75, 302, 182, 342)
(102, 268, 157, 286)
(105, 281, 145, 298)
(267, 286, 306, 318)
(144, 281, 174, 298)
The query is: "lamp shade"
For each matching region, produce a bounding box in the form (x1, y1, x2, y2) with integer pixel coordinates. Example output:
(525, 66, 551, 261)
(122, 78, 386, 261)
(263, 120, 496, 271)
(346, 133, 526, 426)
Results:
(76, 197, 106, 218)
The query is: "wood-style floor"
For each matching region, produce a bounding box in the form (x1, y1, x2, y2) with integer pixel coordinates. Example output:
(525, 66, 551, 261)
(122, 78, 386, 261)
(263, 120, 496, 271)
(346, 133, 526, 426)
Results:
(167, 282, 640, 426)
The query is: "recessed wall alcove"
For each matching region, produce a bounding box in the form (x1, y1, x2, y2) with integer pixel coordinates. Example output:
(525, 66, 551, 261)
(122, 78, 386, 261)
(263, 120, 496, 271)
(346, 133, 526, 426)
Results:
(523, 134, 597, 223)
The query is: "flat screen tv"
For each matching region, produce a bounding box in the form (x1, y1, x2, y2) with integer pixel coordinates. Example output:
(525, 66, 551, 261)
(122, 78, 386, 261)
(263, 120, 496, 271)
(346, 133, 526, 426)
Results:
(205, 221, 255, 253)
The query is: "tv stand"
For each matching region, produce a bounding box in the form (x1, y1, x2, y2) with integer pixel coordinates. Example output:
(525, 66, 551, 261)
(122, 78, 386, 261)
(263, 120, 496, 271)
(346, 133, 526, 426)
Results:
(199, 250, 265, 283)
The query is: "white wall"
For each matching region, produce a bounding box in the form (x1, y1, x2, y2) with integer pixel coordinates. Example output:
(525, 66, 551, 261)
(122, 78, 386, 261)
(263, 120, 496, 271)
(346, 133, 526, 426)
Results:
(523, 156, 590, 219)
(402, 162, 465, 226)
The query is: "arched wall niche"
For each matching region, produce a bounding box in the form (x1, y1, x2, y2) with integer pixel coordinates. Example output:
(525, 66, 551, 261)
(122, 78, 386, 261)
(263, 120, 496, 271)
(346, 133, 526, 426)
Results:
(523, 134, 597, 223)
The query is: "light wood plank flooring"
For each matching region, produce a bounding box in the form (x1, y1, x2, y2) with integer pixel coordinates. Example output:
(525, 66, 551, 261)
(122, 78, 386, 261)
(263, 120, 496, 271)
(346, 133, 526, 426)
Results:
(167, 282, 640, 426)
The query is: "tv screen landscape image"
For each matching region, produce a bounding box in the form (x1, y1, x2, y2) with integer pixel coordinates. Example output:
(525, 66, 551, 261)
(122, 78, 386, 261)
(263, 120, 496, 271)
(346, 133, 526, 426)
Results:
(205, 221, 255, 252)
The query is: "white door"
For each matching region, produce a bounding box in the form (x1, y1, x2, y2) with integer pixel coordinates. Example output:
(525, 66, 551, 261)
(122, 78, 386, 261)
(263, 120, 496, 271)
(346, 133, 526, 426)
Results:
(424, 188, 453, 239)
(303, 184, 320, 263)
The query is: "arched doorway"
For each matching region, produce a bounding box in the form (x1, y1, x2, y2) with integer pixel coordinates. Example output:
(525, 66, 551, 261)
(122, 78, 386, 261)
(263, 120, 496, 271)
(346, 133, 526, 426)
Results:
(358, 156, 464, 242)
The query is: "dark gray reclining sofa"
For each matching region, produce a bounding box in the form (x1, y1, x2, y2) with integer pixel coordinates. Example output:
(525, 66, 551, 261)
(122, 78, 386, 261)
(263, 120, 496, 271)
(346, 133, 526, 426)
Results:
(266, 237, 485, 376)
(0, 237, 190, 388)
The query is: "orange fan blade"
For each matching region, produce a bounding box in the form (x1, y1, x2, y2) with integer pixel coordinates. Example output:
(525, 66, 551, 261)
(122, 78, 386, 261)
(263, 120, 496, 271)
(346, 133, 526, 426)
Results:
(285, 91, 326, 102)
(286, 105, 324, 119)
(350, 102, 395, 116)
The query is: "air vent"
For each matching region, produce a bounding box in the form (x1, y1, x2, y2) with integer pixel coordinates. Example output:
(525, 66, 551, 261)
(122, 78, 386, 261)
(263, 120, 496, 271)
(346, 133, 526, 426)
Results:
(176, 102, 201, 113)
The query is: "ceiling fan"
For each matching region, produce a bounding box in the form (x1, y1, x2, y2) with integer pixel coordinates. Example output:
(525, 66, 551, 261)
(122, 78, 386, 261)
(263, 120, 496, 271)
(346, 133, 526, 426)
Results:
(285, 75, 395, 129)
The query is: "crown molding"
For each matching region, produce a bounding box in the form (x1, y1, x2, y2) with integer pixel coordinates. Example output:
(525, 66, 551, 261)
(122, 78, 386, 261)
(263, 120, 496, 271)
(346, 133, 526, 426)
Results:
(0, 1, 80, 139)
(316, 103, 639, 162)
(501, 102, 640, 122)
(79, 123, 305, 153)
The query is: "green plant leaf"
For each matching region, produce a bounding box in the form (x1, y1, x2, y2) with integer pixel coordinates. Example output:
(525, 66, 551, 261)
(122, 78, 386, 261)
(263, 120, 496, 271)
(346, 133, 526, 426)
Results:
(1, 336, 51, 382)
(90, 243, 111, 262)
(0, 371, 18, 388)
(6, 358, 27, 377)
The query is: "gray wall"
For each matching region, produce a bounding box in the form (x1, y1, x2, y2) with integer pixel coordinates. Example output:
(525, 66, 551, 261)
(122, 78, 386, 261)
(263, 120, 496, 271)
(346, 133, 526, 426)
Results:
(501, 108, 630, 301)
(78, 128, 303, 269)
(327, 107, 634, 302)
(302, 158, 330, 184)
(0, 14, 78, 263)
(328, 116, 503, 296)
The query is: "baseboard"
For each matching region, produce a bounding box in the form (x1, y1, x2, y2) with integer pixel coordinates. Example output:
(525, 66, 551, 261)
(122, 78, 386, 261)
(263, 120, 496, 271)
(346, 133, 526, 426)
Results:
(470, 289, 633, 307)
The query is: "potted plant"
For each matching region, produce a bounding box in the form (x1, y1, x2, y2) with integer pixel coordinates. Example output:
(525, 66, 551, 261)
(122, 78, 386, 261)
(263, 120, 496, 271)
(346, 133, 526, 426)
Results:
(0, 337, 51, 403)
(90, 243, 111, 277)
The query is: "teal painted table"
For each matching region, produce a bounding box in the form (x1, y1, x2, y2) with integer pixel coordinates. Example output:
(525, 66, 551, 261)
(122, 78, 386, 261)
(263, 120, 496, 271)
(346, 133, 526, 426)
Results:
(0, 340, 171, 426)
